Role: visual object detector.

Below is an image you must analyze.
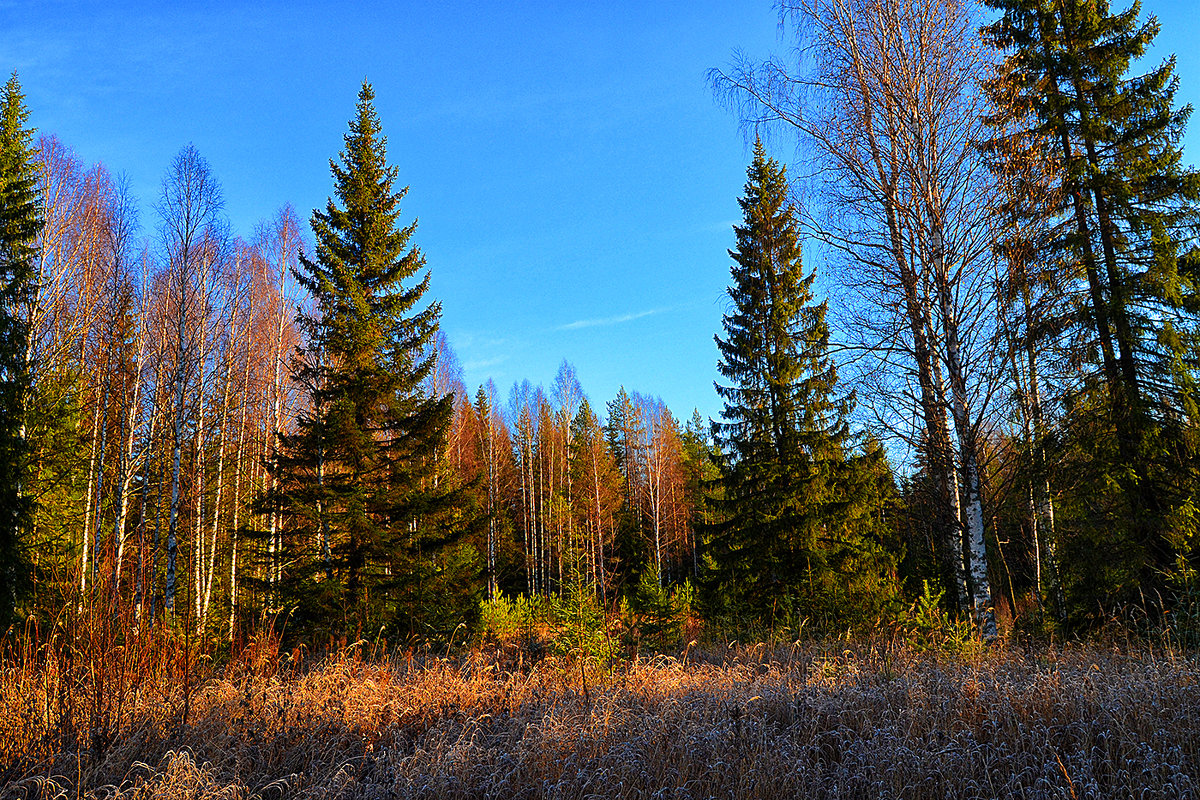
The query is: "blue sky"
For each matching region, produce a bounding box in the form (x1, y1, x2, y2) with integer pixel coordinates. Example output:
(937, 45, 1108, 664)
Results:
(4, 0, 1198, 427)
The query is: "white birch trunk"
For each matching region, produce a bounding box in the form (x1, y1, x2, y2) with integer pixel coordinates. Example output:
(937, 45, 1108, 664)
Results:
(927, 184, 995, 640)
(80, 398, 102, 597)
(165, 301, 188, 616)
(227, 294, 254, 642)
(111, 362, 146, 598)
(203, 320, 235, 625)
(192, 275, 209, 629)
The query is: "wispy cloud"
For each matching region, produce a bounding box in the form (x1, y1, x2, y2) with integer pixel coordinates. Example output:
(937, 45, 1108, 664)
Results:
(557, 308, 665, 332)
(463, 355, 509, 372)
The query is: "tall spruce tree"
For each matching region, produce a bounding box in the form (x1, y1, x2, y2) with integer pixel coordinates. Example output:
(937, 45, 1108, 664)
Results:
(269, 82, 476, 637)
(0, 74, 40, 628)
(983, 0, 1200, 610)
(705, 142, 896, 627)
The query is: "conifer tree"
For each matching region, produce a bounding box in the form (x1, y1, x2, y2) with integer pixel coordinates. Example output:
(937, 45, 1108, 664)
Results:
(680, 409, 718, 579)
(0, 74, 41, 628)
(984, 0, 1200, 607)
(604, 386, 646, 593)
(570, 397, 622, 602)
(269, 82, 476, 636)
(705, 141, 897, 626)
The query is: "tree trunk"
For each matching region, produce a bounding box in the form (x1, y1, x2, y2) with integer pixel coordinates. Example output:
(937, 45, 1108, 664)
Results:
(928, 185, 996, 640)
(80, 396, 102, 598)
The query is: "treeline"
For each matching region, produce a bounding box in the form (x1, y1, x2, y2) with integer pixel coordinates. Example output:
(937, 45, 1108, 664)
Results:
(0, 79, 721, 642)
(4, 0, 1200, 647)
(447, 377, 706, 606)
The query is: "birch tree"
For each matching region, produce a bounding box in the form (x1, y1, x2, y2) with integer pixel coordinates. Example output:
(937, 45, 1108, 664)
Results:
(712, 0, 999, 637)
(156, 144, 225, 617)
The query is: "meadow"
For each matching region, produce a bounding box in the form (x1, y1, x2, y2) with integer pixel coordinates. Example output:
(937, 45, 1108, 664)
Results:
(2, 615, 1198, 800)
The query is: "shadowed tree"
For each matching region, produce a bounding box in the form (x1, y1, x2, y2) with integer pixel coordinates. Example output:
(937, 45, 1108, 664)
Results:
(711, 0, 1001, 637)
(268, 82, 478, 637)
(0, 73, 41, 627)
(983, 0, 1200, 612)
(705, 142, 898, 628)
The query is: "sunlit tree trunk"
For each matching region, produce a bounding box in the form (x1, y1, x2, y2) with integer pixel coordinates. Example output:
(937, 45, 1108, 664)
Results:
(227, 281, 256, 642)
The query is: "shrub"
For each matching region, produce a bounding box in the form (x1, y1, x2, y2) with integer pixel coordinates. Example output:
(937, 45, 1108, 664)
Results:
(900, 581, 980, 654)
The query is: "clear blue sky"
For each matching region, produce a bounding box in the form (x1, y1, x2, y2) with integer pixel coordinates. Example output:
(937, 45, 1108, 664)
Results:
(4, 0, 1198, 427)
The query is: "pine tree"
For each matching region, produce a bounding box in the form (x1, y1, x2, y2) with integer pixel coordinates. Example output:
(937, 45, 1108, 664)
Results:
(0, 74, 41, 628)
(705, 141, 897, 627)
(983, 0, 1200, 609)
(269, 82, 477, 637)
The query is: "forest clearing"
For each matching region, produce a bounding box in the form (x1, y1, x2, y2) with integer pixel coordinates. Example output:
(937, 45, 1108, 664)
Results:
(6, 0, 1200, 795)
(3, 613, 1200, 799)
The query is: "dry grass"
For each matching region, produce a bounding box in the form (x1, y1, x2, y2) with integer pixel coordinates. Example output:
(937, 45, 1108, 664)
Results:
(3, 627, 1200, 799)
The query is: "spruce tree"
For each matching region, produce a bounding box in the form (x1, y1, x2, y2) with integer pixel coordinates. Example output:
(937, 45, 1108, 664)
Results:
(705, 141, 896, 627)
(0, 74, 40, 628)
(681, 409, 719, 576)
(269, 82, 476, 637)
(604, 386, 647, 593)
(983, 0, 1200, 608)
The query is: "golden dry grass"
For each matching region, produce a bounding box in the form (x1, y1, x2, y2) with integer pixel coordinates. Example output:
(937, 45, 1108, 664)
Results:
(3, 629, 1200, 799)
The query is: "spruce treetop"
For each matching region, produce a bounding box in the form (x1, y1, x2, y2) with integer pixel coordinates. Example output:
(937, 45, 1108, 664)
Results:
(0, 72, 41, 301)
(0, 73, 34, 157)
(300, 81, 438, 381)
(715, 139, 844, 466)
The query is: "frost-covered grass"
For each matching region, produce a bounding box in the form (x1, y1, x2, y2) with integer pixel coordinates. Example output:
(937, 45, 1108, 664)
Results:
(3, 630, 1199, 799)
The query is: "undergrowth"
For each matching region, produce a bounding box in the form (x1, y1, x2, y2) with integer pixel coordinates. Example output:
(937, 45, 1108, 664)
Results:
(4, 601, 1200, 799)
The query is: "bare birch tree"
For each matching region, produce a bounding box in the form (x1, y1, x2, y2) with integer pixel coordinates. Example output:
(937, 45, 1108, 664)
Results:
(156, 144, 225, 617)
(712, 0, 1001, 636)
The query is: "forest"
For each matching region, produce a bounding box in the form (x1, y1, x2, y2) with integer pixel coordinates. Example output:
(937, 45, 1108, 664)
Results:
(3, 0, 1200, 797)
